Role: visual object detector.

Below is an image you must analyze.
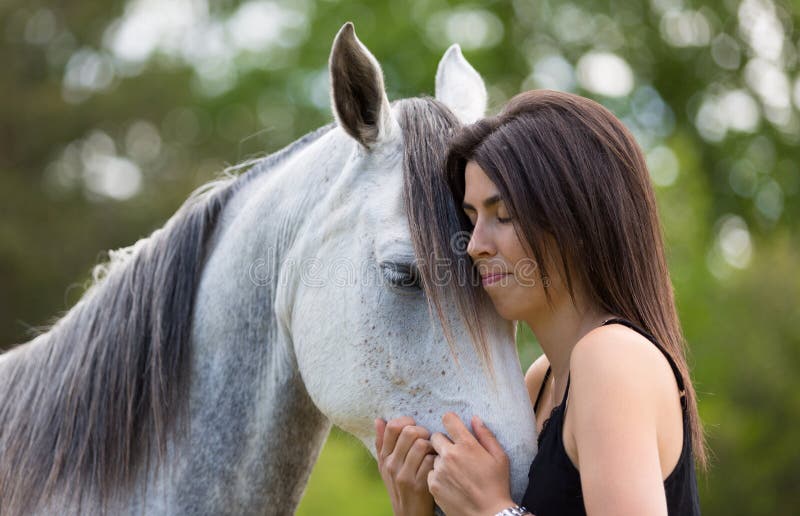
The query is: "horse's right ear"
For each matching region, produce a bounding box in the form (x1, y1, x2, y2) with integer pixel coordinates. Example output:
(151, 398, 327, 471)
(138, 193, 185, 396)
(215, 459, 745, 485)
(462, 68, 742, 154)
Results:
(435, 44, 487, 124)
(329, 22, 399, 148)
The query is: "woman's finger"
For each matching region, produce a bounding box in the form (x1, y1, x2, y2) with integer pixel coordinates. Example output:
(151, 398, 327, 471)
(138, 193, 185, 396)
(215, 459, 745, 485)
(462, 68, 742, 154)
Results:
(391, 425, 430, 466)
(381, 416, 416, 460)
(442, 412, 476, 444)
(416, 453, 436, 481)
(430, 431, 454, 455)
(471, 415, 507, 462)
(399, 437, 433, 476)
(374, 418, 386, 457)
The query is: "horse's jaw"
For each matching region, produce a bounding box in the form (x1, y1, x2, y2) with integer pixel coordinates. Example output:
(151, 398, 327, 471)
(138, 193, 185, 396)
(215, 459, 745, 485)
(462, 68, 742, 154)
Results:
(355, 326, 537, 505)
(294, 291, 536, 504)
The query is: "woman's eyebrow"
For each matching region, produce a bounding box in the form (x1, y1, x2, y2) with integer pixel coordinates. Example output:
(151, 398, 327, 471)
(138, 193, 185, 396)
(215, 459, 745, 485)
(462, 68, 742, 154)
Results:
(462, 194, 502, 211)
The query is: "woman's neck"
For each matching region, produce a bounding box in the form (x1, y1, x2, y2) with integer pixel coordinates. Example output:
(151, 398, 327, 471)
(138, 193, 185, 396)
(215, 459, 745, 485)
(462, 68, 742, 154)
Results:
(525, 299, 614, 392)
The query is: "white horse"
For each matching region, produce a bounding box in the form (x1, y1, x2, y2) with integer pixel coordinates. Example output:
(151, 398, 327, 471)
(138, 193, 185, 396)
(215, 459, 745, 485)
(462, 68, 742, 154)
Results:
(0, 24, 536, 515)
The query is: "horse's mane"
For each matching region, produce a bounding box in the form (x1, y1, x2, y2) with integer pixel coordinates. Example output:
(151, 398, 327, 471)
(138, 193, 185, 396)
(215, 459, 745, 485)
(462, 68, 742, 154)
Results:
(0, 124, 333, 513)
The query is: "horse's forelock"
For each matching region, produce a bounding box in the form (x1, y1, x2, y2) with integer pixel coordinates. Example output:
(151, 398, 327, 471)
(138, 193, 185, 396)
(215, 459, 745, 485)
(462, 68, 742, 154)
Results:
(396, 98, 492, 371)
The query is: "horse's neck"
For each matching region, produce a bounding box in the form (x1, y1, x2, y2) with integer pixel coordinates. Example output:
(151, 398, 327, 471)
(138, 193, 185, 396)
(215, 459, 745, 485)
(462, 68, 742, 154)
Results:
(0, 128, 351, 514)
(150, 131, 349, 514)
(142, 371, 331, 515)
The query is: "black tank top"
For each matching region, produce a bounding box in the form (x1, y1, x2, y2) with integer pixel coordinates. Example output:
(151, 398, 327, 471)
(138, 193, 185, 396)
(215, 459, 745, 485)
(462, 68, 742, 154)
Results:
(520, 317, 701, 515)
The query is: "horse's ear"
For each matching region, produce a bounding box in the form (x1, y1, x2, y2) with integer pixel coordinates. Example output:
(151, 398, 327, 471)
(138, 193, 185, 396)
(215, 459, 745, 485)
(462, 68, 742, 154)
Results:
(329, 22, 398, 148)
(435, 44, 487, 124)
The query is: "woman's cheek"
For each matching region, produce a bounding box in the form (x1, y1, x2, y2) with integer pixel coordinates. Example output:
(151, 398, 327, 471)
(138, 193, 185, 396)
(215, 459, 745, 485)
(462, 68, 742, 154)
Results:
(512, 258, 540, 288)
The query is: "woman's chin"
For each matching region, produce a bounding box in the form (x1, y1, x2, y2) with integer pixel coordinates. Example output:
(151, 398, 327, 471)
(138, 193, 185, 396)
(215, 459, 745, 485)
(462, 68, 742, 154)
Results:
(487, 297, 525, 322)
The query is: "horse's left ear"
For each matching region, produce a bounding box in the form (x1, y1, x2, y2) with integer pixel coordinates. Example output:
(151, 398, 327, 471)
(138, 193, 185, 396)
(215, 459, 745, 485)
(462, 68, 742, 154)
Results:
(329, 22, 399, 148)
(435, 44, 487, 124)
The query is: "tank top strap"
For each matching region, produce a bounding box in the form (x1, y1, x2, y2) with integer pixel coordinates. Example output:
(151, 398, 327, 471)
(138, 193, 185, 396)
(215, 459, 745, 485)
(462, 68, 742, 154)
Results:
(559, 372, 573, 421)
(533, 365, 552, 413)
(600, 317, 687, 405)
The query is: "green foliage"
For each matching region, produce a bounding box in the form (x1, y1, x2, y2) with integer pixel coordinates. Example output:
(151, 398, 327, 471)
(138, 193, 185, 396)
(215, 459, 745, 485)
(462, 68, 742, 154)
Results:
(297, 428, 393, 516)
(1, 0, 798, 514)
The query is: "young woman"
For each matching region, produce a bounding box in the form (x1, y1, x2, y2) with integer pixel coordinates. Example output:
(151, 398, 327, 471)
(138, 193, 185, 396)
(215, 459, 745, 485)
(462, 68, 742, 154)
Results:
(374, 90, 705, 516)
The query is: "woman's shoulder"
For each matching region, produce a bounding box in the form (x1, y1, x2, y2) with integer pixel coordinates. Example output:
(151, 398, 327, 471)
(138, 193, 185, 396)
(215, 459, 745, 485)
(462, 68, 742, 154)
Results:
(571, 322, 676, 389)
(568, 322, 682, 425)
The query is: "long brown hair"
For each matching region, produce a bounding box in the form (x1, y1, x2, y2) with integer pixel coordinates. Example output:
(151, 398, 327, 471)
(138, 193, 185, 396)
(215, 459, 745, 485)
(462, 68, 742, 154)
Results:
(437, 89, 707, 470)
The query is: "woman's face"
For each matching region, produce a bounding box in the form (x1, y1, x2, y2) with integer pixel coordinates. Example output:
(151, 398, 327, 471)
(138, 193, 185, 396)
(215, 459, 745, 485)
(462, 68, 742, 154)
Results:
(462, 160, 558, 321)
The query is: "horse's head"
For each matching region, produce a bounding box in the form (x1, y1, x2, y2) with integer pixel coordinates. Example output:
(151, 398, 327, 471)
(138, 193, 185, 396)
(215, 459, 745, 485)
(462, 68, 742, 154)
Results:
(285, 23, 536, 501)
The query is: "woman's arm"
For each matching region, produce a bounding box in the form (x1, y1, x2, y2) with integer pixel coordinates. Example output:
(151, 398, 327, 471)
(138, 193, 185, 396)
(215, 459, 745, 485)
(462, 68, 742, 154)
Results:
(375, 417, 436, 516)
(569, 328, 681, 516)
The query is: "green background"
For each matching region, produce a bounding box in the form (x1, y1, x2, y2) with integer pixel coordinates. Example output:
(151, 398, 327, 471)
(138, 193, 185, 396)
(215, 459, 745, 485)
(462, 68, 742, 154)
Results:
(2, 1, 799, 514)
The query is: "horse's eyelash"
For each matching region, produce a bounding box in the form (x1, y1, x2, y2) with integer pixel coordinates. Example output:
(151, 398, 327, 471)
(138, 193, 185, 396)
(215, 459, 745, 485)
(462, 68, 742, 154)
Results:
(384, 269, 405, 281)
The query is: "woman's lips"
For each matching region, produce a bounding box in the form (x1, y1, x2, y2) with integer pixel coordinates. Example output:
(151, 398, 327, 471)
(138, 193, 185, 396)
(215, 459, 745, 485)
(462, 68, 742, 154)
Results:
(481, 272, 510, 286)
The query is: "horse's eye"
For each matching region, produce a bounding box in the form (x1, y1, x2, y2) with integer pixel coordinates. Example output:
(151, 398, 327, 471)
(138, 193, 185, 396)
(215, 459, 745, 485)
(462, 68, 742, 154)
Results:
(380, 262, 421, 292)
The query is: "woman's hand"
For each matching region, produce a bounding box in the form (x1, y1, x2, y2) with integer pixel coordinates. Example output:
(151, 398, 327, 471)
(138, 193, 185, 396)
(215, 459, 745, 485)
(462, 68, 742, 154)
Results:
(375, 417, 436, 516)
(427, 412, 515, 516)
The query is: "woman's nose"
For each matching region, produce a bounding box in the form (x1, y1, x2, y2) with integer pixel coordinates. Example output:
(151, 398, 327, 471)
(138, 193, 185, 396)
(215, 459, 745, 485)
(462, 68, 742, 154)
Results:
(467, 219, 496, 259)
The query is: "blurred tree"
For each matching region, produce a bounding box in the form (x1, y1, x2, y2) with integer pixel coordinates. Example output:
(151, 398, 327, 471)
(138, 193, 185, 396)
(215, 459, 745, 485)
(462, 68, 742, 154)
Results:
(1, 0, 798, 514)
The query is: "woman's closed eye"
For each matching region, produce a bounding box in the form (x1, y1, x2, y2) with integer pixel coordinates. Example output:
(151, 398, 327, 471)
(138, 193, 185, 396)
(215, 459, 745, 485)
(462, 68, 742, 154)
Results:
(467, 216, 514, 225)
